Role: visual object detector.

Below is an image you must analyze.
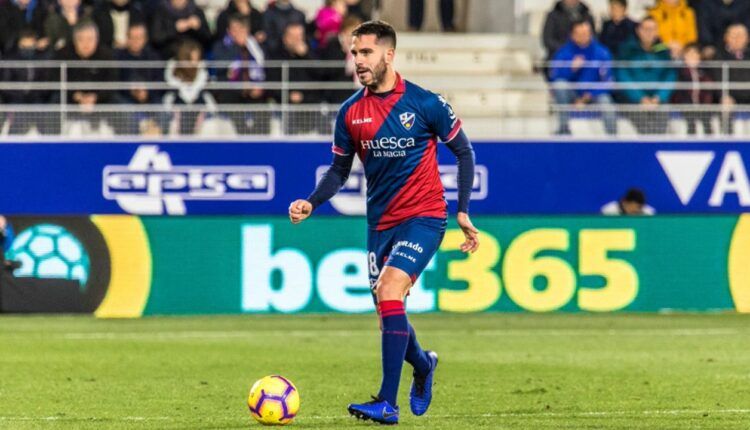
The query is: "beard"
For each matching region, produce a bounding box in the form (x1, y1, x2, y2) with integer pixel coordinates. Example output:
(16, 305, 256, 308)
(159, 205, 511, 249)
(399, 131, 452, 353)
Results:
(357, 55, 388, 89)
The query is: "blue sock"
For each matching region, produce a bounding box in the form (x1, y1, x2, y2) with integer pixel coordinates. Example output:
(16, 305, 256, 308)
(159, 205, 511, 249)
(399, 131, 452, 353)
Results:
(377, 300, 409, 406)
(404, 323, 431, 376)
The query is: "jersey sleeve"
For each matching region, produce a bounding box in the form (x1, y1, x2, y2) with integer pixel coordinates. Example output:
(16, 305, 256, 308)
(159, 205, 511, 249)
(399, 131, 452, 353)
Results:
(424, 92, 463, 143)
(332, 105, 355, 156)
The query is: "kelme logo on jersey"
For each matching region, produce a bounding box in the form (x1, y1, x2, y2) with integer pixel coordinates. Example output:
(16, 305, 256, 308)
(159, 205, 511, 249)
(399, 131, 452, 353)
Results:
(103, 145, 275, 215)
(399, 112, 416, 130)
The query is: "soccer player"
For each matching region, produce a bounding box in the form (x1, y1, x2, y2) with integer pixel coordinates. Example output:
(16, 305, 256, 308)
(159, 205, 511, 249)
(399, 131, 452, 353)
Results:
(288, 20, 478, 425)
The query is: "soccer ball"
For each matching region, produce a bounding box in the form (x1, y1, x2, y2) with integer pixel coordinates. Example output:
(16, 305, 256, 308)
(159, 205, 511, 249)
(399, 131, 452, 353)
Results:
(7, 224, 90, 288)
(247, 375, 300, 425)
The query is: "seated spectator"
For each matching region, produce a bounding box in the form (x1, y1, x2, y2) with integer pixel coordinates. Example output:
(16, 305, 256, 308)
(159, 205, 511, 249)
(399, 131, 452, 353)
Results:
(53, 20, 117, 131)
(270, 23, 319, 104)
(601, 188, 656, 215)
(116, 22, 162, 102)
(713, 24, 750, 134)
(115, 22, 164, 134)
(1, 28, 56, 135)
(263, 0, 306, 54)
(212, 14, 269, 134)
(0, 0, 48, 55)
(648, 0, 697, 58)
(163, 39, 216, 136)
(408, 0, 454, 32)
(616, 17, 676, 134)
(92, 0, 146, 50)
(269, 22, 323, 134)
(542, 0, 595, 67)
(44, 0, 93, 51)
(151, 0, 211, 59)
(315, 0, 347, 49)
(697, 0, 750, 59)
(319, 14, 362, 104)
(549, 20, 617, 135)
(671, 43, 716, 135)
(215, 0, 265, 45)
(599, 0, 637, 57)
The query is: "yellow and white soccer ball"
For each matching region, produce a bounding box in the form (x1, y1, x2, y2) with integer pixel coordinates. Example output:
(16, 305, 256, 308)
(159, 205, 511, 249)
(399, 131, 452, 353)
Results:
(247, 375, 300, 425)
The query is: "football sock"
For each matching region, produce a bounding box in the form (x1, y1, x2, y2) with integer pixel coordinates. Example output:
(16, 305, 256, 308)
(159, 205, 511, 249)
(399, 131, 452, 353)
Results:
(404, 323, 431, 376)
(377, 300, 409, 406)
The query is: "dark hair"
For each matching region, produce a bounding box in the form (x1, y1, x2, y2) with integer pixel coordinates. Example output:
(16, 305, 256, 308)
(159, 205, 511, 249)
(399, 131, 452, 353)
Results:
(174, 38, 203, 82)
(128, 20, 148, 32)
(351, 20, 397, 48)
(228, 13, 249, 28)
(609, 0, 627, 7)
(282, 21, 305, 35)
(623, 188, 646, 205)
(683, 42, 700, 54)
(639, 16, 656, 27)
(17, 27, 38, 41)
(571, 18, 591, 30)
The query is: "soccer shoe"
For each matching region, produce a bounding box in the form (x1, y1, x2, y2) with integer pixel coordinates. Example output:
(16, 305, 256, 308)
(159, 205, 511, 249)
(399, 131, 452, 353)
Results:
(410, 350, 438, 416)
(347, 396, 399, 425)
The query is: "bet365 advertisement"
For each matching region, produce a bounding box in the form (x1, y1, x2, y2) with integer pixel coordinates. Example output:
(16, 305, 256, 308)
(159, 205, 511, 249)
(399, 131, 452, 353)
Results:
(3, 215, 749, 316)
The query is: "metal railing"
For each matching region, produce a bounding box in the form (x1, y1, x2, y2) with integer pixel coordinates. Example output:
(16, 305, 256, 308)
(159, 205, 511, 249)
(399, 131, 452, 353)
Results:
(0, 60, 359, 139)
(1, 59, 750, 139)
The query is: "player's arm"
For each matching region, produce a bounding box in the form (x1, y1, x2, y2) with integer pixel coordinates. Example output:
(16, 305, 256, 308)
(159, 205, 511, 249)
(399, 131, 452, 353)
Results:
(289, 152, 354, 224)
(426, 93, 480, 253)
(445, 129, 479, 253)
(289, 106, 355, 224)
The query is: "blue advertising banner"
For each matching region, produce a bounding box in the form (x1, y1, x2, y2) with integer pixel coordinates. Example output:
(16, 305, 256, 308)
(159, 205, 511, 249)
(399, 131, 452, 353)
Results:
(0, 141, 748, 215)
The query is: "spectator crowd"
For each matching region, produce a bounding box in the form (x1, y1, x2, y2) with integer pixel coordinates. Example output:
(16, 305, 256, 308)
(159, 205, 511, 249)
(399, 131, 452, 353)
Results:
(0, 0, 374, 135)
(543, 0, 750, 135)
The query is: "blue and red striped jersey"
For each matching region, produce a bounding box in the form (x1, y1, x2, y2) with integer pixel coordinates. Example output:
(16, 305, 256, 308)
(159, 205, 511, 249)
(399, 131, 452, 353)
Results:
(332, 73, 462, 231)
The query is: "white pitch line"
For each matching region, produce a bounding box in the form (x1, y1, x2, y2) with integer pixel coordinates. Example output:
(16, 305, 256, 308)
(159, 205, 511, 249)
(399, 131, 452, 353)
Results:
(55, 328, 742, 340)
(2, 409, 748, 423)
(0, 416, 171, 421)
(296, 409, 750, 420)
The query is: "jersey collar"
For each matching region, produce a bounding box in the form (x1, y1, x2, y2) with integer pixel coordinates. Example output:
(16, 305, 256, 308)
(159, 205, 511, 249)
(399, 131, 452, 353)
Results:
(363, 72, 405, 98)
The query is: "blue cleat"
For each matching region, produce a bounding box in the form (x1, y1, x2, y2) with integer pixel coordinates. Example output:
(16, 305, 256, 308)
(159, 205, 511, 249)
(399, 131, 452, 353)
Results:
(347, 396, 399, 425)
(410, 350, 438, 416)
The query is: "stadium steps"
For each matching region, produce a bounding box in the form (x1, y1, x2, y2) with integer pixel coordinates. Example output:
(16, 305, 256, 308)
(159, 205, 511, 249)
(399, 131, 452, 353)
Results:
(395, 33, 539, 76)
(395, 33, 549, 138)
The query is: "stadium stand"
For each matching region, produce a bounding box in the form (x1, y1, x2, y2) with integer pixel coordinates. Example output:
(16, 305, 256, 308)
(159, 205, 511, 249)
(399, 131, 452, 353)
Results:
(1, 0, 749, 139)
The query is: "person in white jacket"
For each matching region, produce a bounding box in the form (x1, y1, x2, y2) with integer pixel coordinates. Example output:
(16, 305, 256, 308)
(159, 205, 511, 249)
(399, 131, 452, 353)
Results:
(163, 38, 217, 135)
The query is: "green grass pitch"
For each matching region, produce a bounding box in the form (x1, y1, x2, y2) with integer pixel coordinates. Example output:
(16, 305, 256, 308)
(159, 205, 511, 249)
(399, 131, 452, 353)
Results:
(1, 313, 749, 429)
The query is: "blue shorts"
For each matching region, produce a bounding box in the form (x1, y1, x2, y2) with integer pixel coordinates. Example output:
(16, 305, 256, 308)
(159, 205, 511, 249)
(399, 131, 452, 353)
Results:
(367, 217, 447, 293)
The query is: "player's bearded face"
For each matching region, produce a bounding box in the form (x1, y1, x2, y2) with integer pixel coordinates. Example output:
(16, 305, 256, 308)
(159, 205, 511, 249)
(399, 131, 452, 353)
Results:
(357, 53, 388, 87)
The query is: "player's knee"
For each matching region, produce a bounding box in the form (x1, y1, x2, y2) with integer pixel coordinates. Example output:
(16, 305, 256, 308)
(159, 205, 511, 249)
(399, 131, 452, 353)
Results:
(376, 281, 403, 301)
(375, 277, 409, 302)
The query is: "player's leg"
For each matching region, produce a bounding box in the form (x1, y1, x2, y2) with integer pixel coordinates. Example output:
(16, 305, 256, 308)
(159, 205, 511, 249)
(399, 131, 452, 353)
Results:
(374, 266, 413, 407)
(404, 321, 430, 376)
(348, 218, 445, 422)
(386, 217, 446, 416)
(349, 266, 421, 421)
(348, 227, 401, 424)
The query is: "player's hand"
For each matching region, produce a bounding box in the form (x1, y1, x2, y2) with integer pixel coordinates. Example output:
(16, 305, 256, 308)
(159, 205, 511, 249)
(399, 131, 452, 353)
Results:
(289, 199, 313, 224)
(457, 212, 479, 253)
